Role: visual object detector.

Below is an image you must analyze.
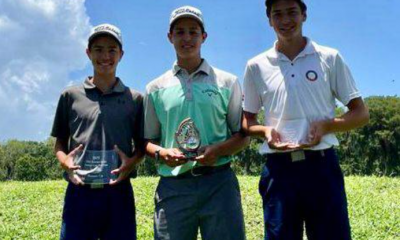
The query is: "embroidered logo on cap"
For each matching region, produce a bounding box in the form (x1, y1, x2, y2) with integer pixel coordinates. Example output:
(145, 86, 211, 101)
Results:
(306, 70, 318, 81)
(94, 25, 121, 38)
(172, 8, 201, 18)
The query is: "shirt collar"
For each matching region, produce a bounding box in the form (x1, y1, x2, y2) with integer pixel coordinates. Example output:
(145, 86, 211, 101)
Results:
(266, 37, 316, 61)
(172, 59, 211, 76)
(297, 38, 316, 58)
(83, 77, 125, 93)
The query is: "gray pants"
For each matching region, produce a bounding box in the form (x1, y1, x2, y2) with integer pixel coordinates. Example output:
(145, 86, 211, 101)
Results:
(154, 168, 246, 240)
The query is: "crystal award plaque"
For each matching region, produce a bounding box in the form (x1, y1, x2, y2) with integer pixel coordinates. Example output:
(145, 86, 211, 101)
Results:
(74, 150, 118, 185)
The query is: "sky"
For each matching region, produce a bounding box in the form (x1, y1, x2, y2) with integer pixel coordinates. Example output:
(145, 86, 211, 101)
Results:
(0, 0, 399, 141)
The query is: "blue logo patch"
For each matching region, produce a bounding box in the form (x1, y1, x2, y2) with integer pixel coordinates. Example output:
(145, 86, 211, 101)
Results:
(306, 70, 318, 81)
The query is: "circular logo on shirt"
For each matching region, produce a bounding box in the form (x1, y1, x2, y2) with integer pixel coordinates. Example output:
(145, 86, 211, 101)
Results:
(306, 70, 318, 81)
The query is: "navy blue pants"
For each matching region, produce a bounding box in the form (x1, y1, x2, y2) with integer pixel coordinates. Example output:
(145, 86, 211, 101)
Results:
(60, 180, 136, 240)
(259, 148, 351, 240)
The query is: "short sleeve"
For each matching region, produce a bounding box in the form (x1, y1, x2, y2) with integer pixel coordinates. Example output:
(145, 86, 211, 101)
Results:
(132, 93, 145, 151)
(143, 91, 161, 140)
(243, 63, 262, 113)
(226, 78, 243, 133)
(330, 53, 361, 106)
(51, 92, 70, 139)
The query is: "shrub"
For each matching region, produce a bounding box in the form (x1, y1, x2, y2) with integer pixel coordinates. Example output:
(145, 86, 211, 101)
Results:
(14, 155, 48, 181)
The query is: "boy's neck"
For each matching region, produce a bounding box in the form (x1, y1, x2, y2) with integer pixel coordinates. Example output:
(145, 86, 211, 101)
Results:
(276, 36, 307, 61)
(91, 73, 118, 93)
(177, 56, 203, 75)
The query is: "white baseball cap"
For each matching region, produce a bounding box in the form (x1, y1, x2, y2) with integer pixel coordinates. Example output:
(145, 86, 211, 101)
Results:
(88, 23, 123, 47)
(169, 6, 204, 29)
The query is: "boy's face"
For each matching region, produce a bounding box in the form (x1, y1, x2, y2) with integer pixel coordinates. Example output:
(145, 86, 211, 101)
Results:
(269, 0, 306, 41)
(168, 18, 207, 61)
(86, 35, 123, 76)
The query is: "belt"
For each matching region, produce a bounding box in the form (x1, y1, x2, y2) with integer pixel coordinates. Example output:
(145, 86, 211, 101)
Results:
(266, 148, 333, 163)
(74, 179, 130, 189)
(83, 183, 107, 189)
(174, 163, 231, 179)
(69, 182, 108, 189)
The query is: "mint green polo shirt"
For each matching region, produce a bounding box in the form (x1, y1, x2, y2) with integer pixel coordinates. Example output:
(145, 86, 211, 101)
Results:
(144, 60, 243, 177)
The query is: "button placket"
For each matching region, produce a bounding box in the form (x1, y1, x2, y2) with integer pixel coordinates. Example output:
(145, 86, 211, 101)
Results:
(97, 94, 104, 114)
(290, 61, 296, 78)
(186, 77, 193, 100)
(99, 92, 105, 106)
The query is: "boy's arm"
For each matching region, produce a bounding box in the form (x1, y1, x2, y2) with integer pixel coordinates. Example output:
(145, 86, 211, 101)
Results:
(195, 131, 249, 166)
(142, 88, 187, 167)
(145, 140, 187, 168)
(242, 111, 291, 150)
(195, 79, 250, 166)
(110, 145, 144, 185)
(306, 97, 369, 147)
(242, 111, 268, 138)
(111, 93, 146, 185)
(52, 92, 86, 185)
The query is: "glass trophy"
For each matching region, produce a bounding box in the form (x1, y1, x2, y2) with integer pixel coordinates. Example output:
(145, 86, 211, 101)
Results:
(175, 118, 201, 159)
(73, 150, 118, 185)
(274, 118, 309, 145)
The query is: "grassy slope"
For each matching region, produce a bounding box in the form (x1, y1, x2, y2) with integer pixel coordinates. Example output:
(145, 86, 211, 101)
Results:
(0, 176, 398, 240)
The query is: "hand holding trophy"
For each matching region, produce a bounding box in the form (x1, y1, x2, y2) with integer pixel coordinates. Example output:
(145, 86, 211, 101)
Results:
(61, 144, 84, 185)
(175, 118, 201, 160)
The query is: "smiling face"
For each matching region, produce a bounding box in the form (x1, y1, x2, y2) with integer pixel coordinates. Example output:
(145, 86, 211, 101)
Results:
(269, 0, 306, 42)
(168, 17, 207, 62)
(86, 35, 123, 76)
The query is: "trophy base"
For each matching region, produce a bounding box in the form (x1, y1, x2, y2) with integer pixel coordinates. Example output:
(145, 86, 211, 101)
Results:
(182, 152, 198, 160)
(82, 174, 117, 185)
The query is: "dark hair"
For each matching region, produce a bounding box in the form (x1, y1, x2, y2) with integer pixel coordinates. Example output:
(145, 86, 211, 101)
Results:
(88, 34, 123, 51)
(265, 0, 307, 18)
(169, 18, 205, 34)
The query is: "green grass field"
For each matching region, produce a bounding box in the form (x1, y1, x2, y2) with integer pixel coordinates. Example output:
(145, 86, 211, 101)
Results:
(0, 176, 399, 240)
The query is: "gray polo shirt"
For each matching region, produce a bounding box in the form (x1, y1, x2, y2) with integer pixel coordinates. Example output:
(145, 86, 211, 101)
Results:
(51, 77, 144, 159)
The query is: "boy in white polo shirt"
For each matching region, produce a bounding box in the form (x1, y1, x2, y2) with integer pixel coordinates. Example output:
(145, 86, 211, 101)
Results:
(144, 6, 247, 240)
(242, 0, 369, 239)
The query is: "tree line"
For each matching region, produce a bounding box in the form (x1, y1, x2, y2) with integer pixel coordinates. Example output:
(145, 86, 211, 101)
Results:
(0, 96, 398, 181)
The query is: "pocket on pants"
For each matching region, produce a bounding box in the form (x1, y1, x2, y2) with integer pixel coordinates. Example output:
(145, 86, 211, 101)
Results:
(154, 177, 194, 206)
(259, 165, 274, 200)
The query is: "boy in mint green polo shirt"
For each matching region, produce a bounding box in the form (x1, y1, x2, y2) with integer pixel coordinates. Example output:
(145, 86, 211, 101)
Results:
(144, 6, 248, 240)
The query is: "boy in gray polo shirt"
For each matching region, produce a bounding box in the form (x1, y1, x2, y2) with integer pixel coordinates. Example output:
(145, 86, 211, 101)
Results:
(144, 6, 248, 240)
(51, 23, 144, 240)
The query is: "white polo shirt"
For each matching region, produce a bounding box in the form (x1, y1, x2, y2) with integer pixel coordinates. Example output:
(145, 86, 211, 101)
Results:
(243, 38, 361, 154)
